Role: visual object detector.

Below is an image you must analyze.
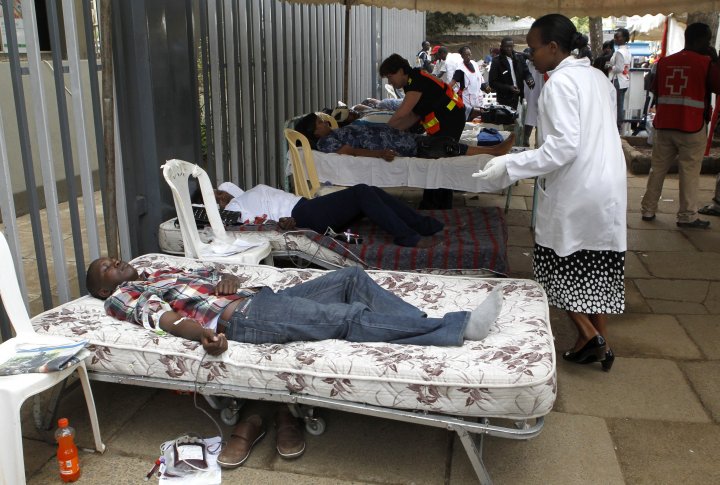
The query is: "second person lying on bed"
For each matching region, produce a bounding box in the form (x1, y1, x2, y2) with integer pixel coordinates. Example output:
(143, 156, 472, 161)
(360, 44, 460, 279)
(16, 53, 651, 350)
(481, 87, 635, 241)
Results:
(212, 182, 444, 248)
(294, 112, 515, 161)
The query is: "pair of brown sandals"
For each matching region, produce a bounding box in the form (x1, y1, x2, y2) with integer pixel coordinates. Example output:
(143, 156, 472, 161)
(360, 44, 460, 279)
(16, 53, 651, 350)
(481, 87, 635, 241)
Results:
(217, 409, 305, 468)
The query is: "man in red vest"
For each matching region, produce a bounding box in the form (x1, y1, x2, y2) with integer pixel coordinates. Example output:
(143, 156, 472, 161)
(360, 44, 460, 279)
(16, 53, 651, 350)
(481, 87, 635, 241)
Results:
(641, 23, 720, 228)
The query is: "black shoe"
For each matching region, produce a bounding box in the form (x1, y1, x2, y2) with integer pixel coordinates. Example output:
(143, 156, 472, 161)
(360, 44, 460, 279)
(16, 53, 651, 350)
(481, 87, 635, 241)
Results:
(676, 219, 710, 229)
(601, 349, 615, 372)
(641, 214, 656, 221)
(562, 335, 607, 364)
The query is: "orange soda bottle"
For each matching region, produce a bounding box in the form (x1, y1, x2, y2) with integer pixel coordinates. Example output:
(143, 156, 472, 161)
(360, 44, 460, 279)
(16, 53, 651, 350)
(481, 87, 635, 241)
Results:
(55, 418, 81, 482)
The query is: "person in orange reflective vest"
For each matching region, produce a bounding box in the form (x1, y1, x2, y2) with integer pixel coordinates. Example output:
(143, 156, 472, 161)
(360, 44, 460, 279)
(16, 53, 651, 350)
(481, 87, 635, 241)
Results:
(640, 23, 720, 229)
(380, 53, 467, 210)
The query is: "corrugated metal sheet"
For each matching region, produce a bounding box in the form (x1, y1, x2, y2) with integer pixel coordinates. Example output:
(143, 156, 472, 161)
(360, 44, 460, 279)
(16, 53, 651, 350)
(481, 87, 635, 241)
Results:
(201, 0, 425, 189)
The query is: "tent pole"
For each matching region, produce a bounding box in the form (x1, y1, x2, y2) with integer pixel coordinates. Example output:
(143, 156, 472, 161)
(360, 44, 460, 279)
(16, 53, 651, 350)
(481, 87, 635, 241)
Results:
(343, 1, 351, 102)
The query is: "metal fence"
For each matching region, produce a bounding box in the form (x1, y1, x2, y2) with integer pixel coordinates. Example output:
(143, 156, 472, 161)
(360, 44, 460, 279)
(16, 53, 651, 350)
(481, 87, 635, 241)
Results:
(0, 0, 424, 338)
(201, 0, 425, 188)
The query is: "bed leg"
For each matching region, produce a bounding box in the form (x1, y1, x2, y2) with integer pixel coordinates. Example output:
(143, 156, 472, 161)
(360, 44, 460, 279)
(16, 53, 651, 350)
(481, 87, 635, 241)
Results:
(455, 426, 493, 485)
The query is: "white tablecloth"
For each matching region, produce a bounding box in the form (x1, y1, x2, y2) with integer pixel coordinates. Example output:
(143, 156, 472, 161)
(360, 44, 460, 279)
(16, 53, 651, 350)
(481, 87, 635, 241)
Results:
(313, 151, 501, 192)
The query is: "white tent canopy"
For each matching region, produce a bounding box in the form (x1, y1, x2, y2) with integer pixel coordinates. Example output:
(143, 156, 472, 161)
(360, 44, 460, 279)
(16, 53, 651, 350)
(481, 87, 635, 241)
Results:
(285, 0, 720, 17)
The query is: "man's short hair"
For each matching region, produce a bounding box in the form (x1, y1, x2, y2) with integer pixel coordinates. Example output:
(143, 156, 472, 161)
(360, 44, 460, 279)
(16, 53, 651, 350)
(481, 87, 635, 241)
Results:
(616, 28, 630, 43)
(86, 259, 105, 299)
(501, 36, 513, 46)
(685, 22, 711, 46)
(379, 54, 411, 77)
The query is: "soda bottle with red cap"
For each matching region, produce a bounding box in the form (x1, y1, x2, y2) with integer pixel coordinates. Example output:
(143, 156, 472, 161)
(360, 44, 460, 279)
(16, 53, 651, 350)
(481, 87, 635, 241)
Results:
(55, 418, 81, 482)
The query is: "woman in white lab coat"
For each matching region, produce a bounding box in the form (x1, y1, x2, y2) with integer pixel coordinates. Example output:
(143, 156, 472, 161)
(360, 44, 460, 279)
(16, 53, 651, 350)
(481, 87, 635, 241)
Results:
(474, 14, 627, 372)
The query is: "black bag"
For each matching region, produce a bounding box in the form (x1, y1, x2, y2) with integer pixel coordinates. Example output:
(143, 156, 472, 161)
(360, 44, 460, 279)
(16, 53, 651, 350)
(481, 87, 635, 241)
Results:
(416, 135, 462, 159)
(480, 105, 518, 125)
(192, 206, 242, 227)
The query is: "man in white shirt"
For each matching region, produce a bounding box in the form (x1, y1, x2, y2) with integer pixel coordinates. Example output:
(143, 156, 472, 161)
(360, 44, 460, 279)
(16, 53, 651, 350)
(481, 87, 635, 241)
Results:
(213, 182, 444, 248)
(607, 28, 631, 132)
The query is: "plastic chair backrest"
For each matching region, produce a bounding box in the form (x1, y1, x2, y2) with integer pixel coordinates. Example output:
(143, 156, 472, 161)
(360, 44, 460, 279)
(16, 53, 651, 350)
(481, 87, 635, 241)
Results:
(316, 111, 339, 129)
(0, 231, 32, 337)
(284, 128, 320, 199)
(384, 83, 398, 99)
(161, 159, 231, 258)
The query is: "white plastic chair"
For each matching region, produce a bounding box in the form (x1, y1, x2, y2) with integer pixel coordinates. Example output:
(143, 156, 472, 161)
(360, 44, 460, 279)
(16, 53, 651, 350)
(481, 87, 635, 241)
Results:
(161, 159, 272, 264)
(0, 231, 105, 485)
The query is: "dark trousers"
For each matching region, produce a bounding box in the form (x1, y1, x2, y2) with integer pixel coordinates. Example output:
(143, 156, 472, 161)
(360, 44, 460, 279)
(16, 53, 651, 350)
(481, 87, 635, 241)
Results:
(291, 184, 443, 246)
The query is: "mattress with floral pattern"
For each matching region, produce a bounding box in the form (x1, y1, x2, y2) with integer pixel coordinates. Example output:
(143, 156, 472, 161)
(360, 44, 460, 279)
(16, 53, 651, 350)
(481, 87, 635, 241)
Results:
(32, 254, 555, 419)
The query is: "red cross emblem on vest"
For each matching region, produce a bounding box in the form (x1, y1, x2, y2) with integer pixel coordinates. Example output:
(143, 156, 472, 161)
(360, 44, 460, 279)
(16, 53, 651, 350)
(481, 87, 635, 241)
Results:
(665, 67, 688, 95)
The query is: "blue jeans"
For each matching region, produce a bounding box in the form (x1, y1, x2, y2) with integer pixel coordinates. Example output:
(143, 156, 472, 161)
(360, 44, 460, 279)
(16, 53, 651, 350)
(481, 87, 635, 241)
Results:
(614, 79, 627, 130)
(224, 267, 467, 346)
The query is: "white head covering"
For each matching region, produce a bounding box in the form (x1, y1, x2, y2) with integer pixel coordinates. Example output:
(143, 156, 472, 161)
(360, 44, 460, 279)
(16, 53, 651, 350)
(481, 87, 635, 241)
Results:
(218, 181, 244, 198)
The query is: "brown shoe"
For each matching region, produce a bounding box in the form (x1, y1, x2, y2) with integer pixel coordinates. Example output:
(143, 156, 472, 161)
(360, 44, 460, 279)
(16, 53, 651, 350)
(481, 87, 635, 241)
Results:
(217, 415, 265, 468)
(276, 409, 305, 459)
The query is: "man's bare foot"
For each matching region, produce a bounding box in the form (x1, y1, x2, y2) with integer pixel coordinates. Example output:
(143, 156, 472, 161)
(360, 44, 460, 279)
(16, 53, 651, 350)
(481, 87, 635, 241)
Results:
(467, 133, 515, 157)
(414, 236, 441, 248)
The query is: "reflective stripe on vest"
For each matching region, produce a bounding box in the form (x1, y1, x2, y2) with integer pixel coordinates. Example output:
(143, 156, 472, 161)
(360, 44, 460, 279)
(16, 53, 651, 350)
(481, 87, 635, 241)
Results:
(422, 112, 440, 134)
(418, 69, 465, 111)
(654, 50, 711, 133)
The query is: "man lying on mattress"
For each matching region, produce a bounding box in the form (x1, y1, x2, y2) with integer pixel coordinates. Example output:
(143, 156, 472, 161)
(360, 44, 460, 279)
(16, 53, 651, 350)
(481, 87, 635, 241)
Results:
(86, 261, 502, 352)
(212, 182, 444, 248)
(86, 260, 502, 467)
(294, 112, 515, 160)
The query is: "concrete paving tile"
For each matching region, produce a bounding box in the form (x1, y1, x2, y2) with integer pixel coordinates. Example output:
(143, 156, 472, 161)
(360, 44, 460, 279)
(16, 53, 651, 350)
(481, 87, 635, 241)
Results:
(624, 251, 650, 278)
(506, 247, 534, 278)
(450, 412, 624, 485)
(272, 409, 447, 484)
(607, 419, 720, 484)
(109, 390, 257, 461)
(507, 225, 534, 247)
(222, 467, 366, 484)
(555, 358, 709, 422)
(681, 361, 720, 423)
(463, 193, 506, 208)
(504, 208, 532, 227)
(22, 437, 55, 480)
(634, 278, 708, 302)
(627, 211, 680, 230)
(627, 186, 678, 213)
(646, 299, 708, 314)
(698, 173, 719, 190)
(684, 228, 720, 252)
(626, 174, 649, 188)
(28, 449, 152, 485)
(20, 381, 158, 449)
(641, 251, 720, 280)
(548, 307, 578, 353)
(624, 280, 652, 313)
(705, 282, 720, 314)
(627, 228, 697, 252)
(677, 314, 720, 360)
(608, 314, 702, 360)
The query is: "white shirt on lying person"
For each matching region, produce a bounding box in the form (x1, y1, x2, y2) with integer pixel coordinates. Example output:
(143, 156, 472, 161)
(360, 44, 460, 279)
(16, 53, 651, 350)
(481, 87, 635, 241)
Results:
(489, 56, 627, 257)
(224, 184, 302, 222)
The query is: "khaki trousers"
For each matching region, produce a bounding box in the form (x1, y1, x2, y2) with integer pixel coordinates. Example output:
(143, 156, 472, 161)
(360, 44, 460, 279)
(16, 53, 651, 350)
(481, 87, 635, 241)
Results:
(641, 126, 707, 222)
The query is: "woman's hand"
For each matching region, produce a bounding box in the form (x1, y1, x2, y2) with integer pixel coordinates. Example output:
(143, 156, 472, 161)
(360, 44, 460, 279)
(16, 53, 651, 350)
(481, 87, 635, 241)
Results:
(200, 328, 228, 356)
(215, 274, 240, 295)
(380, 149, 396, 161)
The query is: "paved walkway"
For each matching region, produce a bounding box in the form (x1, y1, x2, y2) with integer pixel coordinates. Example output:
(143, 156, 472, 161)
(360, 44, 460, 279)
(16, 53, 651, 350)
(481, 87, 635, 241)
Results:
(15, 171, 720, 484)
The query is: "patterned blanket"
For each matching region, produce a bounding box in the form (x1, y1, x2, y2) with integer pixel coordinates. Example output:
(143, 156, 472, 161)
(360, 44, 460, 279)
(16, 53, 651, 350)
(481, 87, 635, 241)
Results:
(231, 207, 508, 275)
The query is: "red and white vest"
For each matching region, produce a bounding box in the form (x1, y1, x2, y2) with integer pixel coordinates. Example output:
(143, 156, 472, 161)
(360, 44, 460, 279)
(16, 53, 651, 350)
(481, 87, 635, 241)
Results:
(654, 50, 711, 133)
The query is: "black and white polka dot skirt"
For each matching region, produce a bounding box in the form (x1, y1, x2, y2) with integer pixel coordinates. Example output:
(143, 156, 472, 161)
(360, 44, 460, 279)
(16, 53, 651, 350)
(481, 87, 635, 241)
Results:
(532, 244, 625, 314)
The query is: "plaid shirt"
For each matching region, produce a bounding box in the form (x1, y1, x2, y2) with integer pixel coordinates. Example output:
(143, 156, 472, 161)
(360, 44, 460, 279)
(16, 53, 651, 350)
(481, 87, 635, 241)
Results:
(104, 268, 243, 330)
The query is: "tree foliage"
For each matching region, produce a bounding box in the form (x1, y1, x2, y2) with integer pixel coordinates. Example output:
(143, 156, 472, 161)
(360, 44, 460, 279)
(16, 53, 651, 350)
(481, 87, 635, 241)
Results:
(426, 13, 492, 38)
(571, 16, 590, 34)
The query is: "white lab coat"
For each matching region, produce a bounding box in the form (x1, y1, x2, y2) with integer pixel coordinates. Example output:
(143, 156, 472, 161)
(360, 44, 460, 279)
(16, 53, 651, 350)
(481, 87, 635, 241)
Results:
(494, 56, 627, 257)
(608, 44, 631, 89)
(454, 60, 485, 108)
